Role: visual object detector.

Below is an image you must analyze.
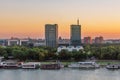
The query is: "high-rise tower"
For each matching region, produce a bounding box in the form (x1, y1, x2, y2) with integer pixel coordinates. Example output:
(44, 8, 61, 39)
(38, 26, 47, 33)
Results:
(45, 24, 58, 48)
(70, 19, 81, 46)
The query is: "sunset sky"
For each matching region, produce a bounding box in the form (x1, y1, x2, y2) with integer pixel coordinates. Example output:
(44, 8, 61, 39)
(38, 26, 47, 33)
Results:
(0, 0, 120, 39)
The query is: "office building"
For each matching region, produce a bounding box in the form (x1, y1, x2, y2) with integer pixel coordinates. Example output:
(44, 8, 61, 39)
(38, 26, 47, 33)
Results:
(94, 36, 104, 44)
(83, 36, 92, 44)
(45, 24, 58, 48)
(70, 19, 81, 46)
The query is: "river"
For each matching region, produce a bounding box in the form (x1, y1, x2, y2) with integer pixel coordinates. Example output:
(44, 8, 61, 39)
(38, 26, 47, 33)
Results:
(0, 68, 120, 80)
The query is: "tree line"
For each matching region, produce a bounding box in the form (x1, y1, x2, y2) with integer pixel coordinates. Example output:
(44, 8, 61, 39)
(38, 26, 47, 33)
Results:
(0, 44, 120, 61)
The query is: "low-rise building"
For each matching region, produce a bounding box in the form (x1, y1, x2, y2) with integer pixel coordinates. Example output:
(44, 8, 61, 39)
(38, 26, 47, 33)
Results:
(58, 39, 70, 46)
(104, 39, 120, 44)
(7, 39, 19, 46)
(7, 37, 29, 46)
(33, 39, 46, 47)
(0, 39, 7, 46)
(19, 39, 29, 46)
(57, 46, 84, 52)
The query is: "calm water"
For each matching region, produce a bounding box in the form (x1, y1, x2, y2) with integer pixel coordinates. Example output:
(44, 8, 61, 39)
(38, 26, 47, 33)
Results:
(0, 68, 120, 80)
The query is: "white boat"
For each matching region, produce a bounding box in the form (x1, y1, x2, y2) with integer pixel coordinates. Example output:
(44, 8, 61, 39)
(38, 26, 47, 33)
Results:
(1, 61, 21, 69)
(106, 64, 120, 69)
(68, 61, 100, 69)
(21, 62, 40, 69)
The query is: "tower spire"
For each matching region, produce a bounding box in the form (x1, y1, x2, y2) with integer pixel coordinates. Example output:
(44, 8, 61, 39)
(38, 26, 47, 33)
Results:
(77, 18, 79, 25)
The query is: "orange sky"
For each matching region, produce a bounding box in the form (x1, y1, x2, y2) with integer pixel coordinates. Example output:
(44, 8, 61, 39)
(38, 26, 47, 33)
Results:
(0, 0, 120, 39)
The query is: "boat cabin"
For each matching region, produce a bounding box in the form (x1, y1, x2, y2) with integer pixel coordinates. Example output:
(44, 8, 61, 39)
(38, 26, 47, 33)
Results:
(22, 62, 40, 69)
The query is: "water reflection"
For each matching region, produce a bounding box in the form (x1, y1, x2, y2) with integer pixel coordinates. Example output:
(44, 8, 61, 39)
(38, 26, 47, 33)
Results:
(0, 68, 120, 80)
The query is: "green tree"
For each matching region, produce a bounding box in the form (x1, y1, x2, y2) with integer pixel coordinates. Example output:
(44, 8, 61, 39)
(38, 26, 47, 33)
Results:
(58, 50, 72, 60)
(12, 49, 25, 60)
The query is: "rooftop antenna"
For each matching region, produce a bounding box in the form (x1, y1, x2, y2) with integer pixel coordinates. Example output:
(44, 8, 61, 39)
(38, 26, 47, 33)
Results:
(77, 18, 79, 25)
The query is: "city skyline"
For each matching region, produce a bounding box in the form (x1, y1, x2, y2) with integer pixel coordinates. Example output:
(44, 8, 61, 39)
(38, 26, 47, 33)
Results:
(0, 0, 120, 39)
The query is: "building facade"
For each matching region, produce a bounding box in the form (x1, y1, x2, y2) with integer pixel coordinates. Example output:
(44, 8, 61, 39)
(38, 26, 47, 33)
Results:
(83, 37, 92, 44)
(7, 38, 29, 46)
(70, 21, 81, 46)
(94, 36, 104, 44)
(45, 24, 58, 48)
(57, 46, 84, 52)
(58, 37, 70, 46)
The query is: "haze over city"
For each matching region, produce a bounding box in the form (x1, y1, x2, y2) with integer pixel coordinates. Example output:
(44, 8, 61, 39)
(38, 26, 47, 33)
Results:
(0, 0, 120, 39)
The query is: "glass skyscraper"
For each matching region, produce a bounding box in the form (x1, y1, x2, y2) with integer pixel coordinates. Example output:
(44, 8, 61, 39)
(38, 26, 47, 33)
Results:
(45, 24, 58, 48)
(70, 19, 81, 46)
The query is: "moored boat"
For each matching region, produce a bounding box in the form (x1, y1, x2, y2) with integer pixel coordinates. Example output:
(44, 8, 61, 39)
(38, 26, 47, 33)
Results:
(40, 63, 61, 70)
(68, 61, 100, 69)
(106, 64, 120, 69)
(1, 61, 21, 69)
(21, 62, 40, 69)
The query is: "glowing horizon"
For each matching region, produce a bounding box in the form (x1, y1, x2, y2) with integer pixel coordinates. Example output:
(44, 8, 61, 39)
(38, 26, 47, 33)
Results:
(0, 0, 120, 39)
